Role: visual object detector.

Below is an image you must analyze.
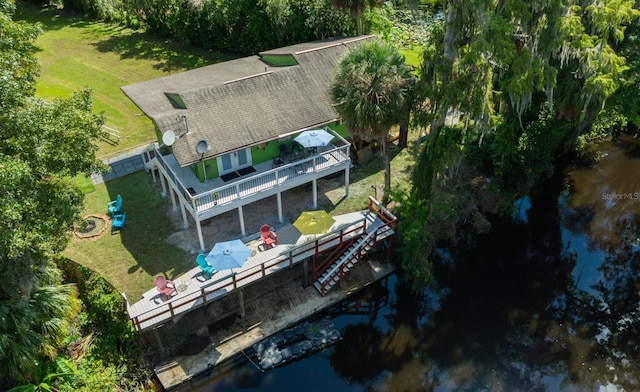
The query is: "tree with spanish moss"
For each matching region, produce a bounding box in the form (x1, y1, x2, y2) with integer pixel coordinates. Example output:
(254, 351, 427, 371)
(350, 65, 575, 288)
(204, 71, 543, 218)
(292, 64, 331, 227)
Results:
(329, 0, 385, 36)
(399, 0, 640, 290)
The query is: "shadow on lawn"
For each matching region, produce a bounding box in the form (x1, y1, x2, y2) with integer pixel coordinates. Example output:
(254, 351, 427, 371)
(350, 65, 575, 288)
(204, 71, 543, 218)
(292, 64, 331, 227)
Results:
(90, 29, 237, 73)
(16, 3, 238, 74)
(103, 171, 191, 282)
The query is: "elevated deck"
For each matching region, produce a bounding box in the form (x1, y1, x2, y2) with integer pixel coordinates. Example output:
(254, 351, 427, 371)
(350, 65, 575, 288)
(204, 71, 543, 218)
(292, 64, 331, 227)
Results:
(144, 131, 353, 251)
(126, 198, 396, 333)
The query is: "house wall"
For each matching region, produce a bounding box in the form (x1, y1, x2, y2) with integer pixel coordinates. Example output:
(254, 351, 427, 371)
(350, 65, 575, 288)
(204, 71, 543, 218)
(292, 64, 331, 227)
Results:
(193, 142, 279, 182)
(252, 142, 280, 164)
(194, 159, 219, 182)
(191, 123, 350, 182)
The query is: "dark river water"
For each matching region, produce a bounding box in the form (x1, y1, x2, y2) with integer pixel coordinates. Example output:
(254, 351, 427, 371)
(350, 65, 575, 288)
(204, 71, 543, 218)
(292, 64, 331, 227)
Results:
(183, 136, 640, 392)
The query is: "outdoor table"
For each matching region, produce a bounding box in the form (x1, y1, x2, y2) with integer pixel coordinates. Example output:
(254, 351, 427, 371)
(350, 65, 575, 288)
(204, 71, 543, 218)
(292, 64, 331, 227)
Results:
(177, 277, 191, 292)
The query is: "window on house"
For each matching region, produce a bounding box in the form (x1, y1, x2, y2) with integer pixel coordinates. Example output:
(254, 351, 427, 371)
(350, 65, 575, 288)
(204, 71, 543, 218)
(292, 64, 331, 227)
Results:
(165, 92, 187, 109)
(260, 55, 298, 67)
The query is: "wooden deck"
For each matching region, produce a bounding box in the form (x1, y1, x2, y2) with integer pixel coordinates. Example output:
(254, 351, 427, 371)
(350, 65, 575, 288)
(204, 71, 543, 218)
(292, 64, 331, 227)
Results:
(125, 207, 390, 332)
(149, 140, 351, 220)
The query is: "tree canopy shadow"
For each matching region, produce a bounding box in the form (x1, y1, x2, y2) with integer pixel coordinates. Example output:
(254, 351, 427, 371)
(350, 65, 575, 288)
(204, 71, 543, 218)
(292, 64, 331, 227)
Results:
(90, 28, 237, 73)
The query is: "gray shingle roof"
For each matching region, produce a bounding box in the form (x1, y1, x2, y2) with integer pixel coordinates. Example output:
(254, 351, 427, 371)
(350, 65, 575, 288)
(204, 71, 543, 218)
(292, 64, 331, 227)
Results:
(121, 35, 375, 167)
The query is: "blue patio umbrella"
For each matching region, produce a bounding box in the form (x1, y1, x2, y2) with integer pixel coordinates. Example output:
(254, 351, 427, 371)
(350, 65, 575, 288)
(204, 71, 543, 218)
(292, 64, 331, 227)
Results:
(206, 239, 252, 271)
(294, 129, 334, 148)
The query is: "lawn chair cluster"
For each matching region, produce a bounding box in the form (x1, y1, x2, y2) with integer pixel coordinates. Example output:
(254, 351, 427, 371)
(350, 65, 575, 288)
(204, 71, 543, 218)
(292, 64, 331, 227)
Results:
(107, 194, 126, 234)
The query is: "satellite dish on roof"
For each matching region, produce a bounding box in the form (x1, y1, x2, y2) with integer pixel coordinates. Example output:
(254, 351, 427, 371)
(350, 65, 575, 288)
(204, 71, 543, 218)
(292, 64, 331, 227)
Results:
(196, 140, 209, 155)
(162, 130, 176, 146)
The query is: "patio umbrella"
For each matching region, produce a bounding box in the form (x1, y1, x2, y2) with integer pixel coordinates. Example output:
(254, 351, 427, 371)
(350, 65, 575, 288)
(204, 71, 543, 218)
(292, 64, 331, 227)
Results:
(293, 210, 336, 235)
(294, 129, 334, 148)
(206, 239, 252, 271)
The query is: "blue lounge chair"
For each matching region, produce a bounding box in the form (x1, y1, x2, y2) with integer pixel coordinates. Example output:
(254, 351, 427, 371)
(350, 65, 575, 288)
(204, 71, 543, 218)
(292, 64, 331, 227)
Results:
(111, 212, 126, 234)
(196, 254, 216, 279)
(107, 194, 123, 216)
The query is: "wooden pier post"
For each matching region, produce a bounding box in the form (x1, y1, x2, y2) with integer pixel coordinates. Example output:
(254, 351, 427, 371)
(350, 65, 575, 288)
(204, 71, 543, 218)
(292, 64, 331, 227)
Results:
(303, 259, 309, 287)
(238, 289, 245, 319)
(152, 329, 164, 352)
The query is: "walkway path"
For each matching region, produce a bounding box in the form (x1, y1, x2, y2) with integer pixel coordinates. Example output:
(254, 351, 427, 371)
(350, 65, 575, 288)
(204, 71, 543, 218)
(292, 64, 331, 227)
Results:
(91, 144, 152, 184)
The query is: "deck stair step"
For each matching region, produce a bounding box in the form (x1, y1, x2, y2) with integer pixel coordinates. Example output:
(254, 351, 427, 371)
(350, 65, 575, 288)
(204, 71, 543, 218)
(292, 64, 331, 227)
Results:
(314, 232, 376, 296)
(312, 238, 357, 283)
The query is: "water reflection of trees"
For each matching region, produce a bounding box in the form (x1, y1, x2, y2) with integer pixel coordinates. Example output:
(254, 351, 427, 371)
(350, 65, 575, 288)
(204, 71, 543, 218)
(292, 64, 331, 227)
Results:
(329, 274, 436, 389)
(588, 214, 640, 386)
(417, 176, 640, 390)
(327, 170, 640, 390)
(432, 183, 640, 390)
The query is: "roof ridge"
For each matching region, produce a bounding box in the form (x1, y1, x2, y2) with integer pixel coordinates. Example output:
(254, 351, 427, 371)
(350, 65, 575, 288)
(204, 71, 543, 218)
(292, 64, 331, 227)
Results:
(294, 35, 375, 55)
(223, 70, 274, 85)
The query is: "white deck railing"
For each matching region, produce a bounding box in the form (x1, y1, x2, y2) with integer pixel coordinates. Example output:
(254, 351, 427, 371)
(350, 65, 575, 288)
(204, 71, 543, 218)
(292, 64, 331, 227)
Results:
(152, 142, 351, 218)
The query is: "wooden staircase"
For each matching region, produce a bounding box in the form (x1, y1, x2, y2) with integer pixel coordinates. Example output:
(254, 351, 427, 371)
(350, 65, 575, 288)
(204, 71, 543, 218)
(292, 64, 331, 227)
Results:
(313, 216, 395, 296)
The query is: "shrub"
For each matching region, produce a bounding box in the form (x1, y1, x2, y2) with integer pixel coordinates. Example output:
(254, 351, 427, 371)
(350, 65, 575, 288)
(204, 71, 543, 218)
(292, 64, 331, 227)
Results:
(57, 259, 151, 390)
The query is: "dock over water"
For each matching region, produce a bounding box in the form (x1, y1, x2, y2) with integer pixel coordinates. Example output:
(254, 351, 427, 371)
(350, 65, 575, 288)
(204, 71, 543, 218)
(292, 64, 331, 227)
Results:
(160, 258, 395, 391)
(131, 197, 397, 390)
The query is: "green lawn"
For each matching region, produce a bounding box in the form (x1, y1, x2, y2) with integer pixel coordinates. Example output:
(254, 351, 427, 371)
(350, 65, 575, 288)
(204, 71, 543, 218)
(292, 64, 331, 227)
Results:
(15, 4, 237, 158)
(400, 48, 423, 69)
(64, 171, 192, 301)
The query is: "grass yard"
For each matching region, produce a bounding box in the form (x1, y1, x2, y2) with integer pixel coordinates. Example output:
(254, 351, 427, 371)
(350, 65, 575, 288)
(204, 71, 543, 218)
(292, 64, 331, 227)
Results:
(63, 171, 193, 301)
(400, 48, 423, 68)
(15, 4, 237, 158)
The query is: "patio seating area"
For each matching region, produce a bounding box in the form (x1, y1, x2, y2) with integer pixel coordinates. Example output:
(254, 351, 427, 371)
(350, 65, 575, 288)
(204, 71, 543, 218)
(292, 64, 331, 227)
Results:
(124, 199, 395, 332)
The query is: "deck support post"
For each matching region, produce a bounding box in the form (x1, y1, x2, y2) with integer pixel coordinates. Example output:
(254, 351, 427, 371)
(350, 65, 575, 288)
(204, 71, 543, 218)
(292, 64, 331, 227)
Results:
(152, 329, 164, 352)
(145, 151, 157, 183)
(169, 186, 178, 212)
(148, 156, 157, 183)
(344, 166, 350, 196)
(238, 289, 245, 319)
(303, 259, 309, 287)
(159, 170, 168, 197)
(179, 201, 189, 229)
(277, 192, 283, 222)
(196, 219, 205, 252)
(238, 205, 246, 237)
(312, 179, 318, 209)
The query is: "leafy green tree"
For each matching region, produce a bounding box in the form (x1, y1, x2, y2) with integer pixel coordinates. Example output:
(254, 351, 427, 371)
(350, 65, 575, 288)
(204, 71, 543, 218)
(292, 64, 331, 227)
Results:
(399, 0, 640, 290)
(415, 0, 639, 198)
(0, 1, 104, 387)
(330, 39, 414, 201)
(329, 0, 383, 35)
(0, 0, 40, 111)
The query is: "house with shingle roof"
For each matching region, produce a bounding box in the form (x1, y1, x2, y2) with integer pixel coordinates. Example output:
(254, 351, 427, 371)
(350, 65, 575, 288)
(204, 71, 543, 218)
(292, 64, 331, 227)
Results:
(122, 35, 375, 251)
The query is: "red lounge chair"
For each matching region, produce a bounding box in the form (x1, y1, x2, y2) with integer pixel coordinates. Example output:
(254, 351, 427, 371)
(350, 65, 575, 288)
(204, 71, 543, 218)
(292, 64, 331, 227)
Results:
(154, 275, 177, 300)
(260, 224, 278, 250)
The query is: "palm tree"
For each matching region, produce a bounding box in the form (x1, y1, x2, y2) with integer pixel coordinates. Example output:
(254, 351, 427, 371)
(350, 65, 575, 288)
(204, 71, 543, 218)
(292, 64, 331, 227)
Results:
(0, 264, 80, 387)
(330, 40, 415, 202)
